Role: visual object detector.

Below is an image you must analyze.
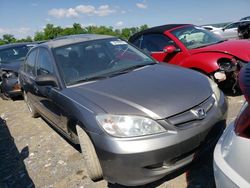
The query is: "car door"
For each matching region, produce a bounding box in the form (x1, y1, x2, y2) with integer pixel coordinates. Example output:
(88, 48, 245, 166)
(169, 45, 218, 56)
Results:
(34, 47, 63, 127)
(139, 33, 185, 64)
(20, 48, 39, 108)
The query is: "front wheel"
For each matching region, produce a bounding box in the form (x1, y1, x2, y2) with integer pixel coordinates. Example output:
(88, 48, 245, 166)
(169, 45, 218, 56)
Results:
(76, 125, 103, 181)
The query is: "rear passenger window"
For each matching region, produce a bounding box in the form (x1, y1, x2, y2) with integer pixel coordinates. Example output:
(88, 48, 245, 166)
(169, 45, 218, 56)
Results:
(131, 37, 143, 48)
(37, 48, 54, 76)
(25, 49, 37, 77)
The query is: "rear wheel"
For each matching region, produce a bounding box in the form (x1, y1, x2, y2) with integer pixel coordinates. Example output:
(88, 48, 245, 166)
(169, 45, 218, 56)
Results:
(76, 125, 103, 181)
(23, 91, 39, 118)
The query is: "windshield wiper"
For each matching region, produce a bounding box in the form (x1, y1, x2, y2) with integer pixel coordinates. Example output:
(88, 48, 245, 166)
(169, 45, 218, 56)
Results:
(118, 62, 156, 72)
(69, 75, 110, 85)
(69, 62, 157, 85)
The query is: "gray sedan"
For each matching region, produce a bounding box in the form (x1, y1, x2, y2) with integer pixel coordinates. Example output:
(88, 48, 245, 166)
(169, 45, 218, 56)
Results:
(19, 34, 227, 186)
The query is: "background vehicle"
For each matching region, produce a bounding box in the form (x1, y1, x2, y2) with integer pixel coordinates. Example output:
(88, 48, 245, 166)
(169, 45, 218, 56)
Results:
(19, 34, 227, 186)
(213, 62, 250, 188)
(213, 20, 250, 39)
(240, 16, 250, 21)
(238, 21, 250, 39)
(129, 24, 250, 93)
(201, 25, 221, 32)
(0, 43, 37, 99)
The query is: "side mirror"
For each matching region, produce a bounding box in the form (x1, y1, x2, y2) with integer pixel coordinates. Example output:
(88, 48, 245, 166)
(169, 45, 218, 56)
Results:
(35, 75, 58, 87)
(222, 28, 225, 32)
(163, 45, 180, 53)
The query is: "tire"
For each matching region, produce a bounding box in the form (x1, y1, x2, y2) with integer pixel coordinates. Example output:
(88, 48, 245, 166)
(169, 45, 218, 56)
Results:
(0, 92, 10, 100)
(76, 125, 103, 181)
(0, 85, 10, 100)
(23, 91, 39, 118)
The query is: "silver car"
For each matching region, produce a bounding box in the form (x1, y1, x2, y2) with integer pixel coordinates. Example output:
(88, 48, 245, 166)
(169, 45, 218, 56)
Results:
(214, 62, 250, 188)
(213, 20, 250, 39)
(214, 102, 250, 188)
(19, 34, 228, 186)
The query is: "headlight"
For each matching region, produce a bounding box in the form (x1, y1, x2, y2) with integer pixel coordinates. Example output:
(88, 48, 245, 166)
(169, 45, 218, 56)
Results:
(96, 114, 166, 137)
(208, 78, 221, 101)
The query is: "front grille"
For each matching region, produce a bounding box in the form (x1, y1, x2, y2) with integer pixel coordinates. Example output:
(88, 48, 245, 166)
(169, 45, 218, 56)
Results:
(166, 95, 215, 128)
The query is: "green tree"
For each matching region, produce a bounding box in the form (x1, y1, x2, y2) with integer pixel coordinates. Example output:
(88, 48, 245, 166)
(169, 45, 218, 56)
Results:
(44, 24, 63, 39)
(0, 39, 6, 45)
(72, 23, 86, 34)
(34, 31, 45, 41)
(120, 28, 132, 39)
(2, 34, 16, 43)
(17, 36, 33, 43)
(0, 24, 151, 46)
(139, 24, 148, 31)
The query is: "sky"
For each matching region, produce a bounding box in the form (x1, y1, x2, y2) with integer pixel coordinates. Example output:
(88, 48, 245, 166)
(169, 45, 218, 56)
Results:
(0, 0, 249, 39)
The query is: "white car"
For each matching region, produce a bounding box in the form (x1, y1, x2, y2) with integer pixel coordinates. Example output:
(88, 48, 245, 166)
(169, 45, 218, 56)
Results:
(202, 25, 221, 32)
(213, 20, 250, 39)
(214, 63, 250, 188)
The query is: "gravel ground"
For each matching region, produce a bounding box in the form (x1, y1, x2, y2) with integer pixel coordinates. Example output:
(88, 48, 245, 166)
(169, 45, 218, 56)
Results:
(0, 95, 245, 188)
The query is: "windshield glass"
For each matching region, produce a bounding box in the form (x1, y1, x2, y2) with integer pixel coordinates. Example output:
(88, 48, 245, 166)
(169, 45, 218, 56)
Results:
(171, 25, 223, 49)
(0, 45, 30, 63)
(54, 38, 156, 86)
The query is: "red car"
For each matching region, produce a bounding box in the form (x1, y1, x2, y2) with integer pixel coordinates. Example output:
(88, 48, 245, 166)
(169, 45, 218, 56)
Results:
(129, 24, 250, 93)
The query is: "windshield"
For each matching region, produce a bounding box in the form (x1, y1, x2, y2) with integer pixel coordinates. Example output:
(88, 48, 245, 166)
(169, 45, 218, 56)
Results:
(171, 25, 223, 49)
(0, 45, 30, 63)
(54, 38, 156, 86)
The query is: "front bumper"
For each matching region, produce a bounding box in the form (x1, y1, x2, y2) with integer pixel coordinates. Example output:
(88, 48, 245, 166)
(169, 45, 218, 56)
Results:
(89, 93, 228, 186)
(213, 122, 250, 188)
(213, 60, 247, 92)
(1, 77, 22, 97)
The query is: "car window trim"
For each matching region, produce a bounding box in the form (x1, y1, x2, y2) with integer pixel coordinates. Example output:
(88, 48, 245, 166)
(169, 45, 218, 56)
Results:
(35, 46, 61, 90)
(36, 47, 55, 76)
(142, 33, 180, 53)
(24, 48, 39, 79)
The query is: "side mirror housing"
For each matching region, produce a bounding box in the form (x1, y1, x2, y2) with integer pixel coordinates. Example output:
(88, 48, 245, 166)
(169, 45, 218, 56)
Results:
(35, 75, 58, 87)
(163, 45, 180, 53)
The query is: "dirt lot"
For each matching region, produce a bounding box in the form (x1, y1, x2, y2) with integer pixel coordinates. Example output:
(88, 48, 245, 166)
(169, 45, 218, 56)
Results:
(0, 95, 245, 188)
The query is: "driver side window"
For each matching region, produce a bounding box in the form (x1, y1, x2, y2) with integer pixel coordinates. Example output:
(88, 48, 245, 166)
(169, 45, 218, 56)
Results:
(141, 34, 176, 52)
(36, 48, 54, 76)
(225, 23, 237, 30)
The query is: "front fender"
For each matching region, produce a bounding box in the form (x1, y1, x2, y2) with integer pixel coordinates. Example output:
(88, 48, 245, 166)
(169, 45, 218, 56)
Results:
(179, 52, 234, 74)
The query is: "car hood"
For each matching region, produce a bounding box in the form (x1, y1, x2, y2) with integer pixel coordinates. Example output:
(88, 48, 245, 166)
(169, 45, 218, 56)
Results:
(0, 60, 22, 72)
(191, 40, 250, 61)
(70, 64, 213, 119)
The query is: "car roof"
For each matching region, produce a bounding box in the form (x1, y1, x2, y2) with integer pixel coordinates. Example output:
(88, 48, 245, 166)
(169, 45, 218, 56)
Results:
(0, 42, 34, 50)
(129, 24, 189, 41)
(41, 34, 115, 48)
(228, 20, 250, 24)
(240, 16, 250, 21)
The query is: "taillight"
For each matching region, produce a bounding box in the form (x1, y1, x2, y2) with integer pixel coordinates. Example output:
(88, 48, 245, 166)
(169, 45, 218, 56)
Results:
(235, 103, 250, 138)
